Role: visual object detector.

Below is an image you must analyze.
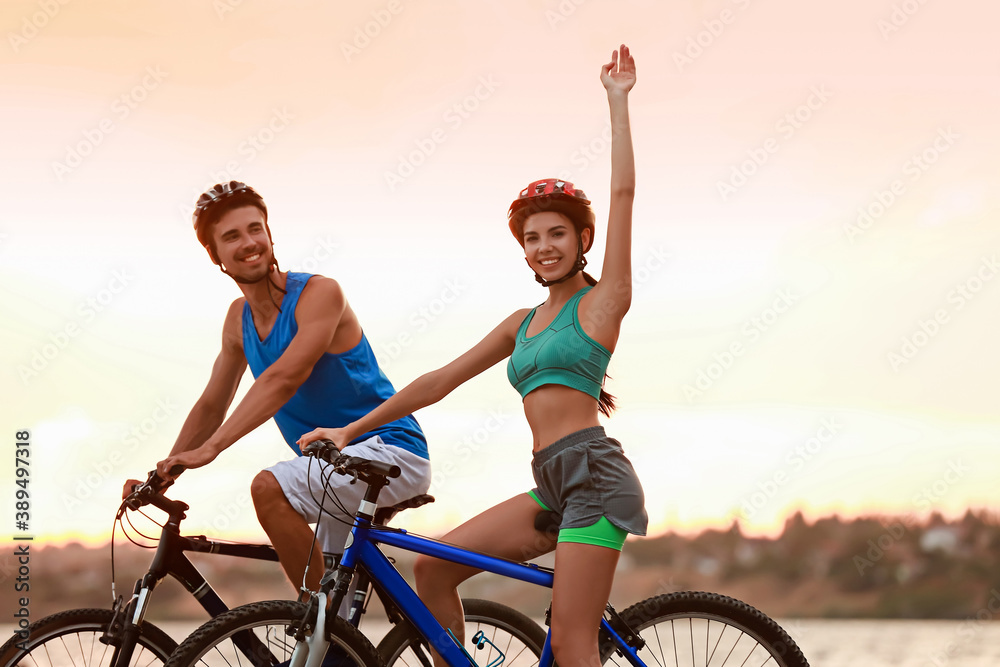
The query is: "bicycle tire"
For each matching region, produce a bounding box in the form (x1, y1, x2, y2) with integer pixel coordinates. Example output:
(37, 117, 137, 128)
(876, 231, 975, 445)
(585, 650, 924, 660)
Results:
(163, 600, 382, 667)
(377, 598, 545, 667)
(603, 591, 808, 667)
(0, 608, 178, 667)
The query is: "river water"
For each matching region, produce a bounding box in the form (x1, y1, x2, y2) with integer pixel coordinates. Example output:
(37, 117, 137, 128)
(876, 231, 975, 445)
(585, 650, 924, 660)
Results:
(5, 619, 1000, 666)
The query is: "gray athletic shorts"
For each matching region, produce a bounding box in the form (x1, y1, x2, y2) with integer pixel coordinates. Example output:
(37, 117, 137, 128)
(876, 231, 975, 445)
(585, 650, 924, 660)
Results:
(265, 435, 431, 554)
(531, 426, 648, 536)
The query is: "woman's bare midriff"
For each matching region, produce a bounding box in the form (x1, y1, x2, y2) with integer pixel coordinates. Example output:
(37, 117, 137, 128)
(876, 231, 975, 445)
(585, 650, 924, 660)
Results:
(523, 384, 602, 452)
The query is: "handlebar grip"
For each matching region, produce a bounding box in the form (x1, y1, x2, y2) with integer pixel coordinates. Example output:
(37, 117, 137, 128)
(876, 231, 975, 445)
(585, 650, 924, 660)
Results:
(381, 463, 402, 479)
(307, 442, 401, 479)
(343, 456, 400, 479)
(145, 465, 182, 495)
(303, 438, 340, 463)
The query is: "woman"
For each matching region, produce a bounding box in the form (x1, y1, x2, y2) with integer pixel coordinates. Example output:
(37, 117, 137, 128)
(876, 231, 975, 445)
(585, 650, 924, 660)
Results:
(300, 44, 645, 667)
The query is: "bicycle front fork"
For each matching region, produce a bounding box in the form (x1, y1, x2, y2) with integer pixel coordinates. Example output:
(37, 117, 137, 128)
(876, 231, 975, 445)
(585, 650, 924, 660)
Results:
(288, 591, 331, 667)
(99, 581, 155, 667)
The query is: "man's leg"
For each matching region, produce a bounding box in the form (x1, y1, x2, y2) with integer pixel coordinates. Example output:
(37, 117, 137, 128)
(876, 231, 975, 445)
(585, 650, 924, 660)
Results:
(251, 470, 325, 596)
(256, 440, 430, 607)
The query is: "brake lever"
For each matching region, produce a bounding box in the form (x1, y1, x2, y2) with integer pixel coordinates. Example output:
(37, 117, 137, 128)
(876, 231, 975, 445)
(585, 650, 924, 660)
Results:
(123, 466, 184, 511)
(345, 467, 360, 485)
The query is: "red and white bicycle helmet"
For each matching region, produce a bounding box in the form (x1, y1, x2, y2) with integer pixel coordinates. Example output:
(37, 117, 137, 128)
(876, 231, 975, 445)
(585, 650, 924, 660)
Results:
(507, 178, 596, 252)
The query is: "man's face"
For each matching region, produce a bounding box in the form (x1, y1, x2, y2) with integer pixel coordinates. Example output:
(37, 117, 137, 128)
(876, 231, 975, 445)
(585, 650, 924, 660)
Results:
(211, 205, 273, 281)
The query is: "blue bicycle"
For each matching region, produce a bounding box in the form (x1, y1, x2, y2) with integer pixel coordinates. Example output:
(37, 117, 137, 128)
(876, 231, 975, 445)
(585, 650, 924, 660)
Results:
(164, 448, 809, 667)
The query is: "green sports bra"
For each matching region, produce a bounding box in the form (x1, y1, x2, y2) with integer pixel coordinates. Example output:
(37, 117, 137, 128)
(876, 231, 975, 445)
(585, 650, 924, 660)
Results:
(507, 286, 612, 400)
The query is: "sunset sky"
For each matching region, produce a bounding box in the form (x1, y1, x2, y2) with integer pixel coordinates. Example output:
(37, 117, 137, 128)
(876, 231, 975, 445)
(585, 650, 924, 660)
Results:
(2, 0, 999, 552)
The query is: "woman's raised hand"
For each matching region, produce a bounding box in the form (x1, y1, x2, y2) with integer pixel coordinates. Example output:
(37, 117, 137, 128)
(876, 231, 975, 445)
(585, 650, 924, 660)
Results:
(601, 43, 636, 94)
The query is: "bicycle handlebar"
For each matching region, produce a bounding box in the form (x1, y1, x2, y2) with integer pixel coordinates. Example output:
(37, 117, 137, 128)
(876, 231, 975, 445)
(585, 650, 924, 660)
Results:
(304, 439, 401, 480)
(123, 469, 189, 516)
(301, 438, 340, 462)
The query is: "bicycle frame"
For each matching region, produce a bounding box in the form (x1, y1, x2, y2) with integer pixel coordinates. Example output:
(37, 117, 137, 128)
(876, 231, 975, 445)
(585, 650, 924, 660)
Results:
(108, 494, 280, 667)
(135, 529, 279, 619)
(330, 504, 645, 667)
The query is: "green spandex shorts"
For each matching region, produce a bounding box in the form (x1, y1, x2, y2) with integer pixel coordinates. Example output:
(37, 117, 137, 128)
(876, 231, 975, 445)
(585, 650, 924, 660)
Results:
(528, 490, 628, 551)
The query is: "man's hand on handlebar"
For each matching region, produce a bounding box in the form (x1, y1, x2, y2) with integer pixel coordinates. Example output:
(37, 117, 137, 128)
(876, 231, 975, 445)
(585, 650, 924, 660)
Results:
(120, 470, 172, 507)
(126, 462, 187, 498)
(156, 447, 216, 482)
(122, 478, 145, 500)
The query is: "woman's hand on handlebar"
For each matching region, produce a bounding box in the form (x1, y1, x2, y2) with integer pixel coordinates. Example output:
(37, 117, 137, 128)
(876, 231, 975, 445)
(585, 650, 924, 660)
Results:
(298, 427, 350, 454)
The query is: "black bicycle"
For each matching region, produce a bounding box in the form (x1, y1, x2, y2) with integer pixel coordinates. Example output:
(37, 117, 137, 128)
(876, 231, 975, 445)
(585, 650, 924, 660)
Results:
(0, 470, 544, 667)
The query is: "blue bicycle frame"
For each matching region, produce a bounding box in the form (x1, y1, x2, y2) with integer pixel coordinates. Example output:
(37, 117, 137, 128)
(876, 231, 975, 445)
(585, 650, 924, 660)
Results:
(329, 492, 646, 667)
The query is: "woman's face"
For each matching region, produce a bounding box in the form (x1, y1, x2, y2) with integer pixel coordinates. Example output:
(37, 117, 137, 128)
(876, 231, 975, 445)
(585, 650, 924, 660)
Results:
(521, 212, 589, 282)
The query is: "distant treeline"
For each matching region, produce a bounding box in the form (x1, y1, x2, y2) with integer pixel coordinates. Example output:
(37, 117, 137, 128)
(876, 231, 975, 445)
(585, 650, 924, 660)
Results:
(624, 509, 1000, 618)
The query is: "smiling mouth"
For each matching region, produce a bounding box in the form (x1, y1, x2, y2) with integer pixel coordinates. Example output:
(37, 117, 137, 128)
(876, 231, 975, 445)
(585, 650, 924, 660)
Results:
(540, 258, 560, 267)
(241, 253, 262, 263)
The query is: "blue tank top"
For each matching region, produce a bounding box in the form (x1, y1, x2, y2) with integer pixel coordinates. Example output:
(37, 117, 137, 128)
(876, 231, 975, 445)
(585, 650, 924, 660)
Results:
(506, 286, 612, 400)
(242, 272, 428, 459)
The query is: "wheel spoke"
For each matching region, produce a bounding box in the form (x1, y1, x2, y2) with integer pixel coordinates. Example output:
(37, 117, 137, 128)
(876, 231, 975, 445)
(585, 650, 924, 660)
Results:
(705, 621, 728, 666)
(4, 611, 175, 667)
(615, 593, 808, 667)
(163, 601, 382, 667)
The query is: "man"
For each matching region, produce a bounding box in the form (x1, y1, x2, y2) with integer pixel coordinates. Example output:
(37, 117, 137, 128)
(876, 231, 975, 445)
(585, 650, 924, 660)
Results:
(125, 181, 430, 595)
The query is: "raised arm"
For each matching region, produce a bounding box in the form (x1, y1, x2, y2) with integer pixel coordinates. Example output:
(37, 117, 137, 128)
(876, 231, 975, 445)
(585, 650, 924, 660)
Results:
(298, 309, 530, 451)
(588, 44, 636, 317)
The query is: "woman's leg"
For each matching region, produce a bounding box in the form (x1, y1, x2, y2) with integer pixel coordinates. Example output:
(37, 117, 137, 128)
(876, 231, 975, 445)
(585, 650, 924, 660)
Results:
(549, 542, 621, 667)
(414, 493, 553, 665)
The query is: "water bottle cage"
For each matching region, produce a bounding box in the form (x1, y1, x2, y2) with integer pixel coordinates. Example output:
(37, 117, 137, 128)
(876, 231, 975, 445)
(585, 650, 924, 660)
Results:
(446, 629, 506, 667)
(471, 631, 506, 667)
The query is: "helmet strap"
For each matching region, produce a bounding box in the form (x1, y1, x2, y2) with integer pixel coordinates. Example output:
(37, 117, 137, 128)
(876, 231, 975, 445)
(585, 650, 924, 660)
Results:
(531, 238, 588, 287)
(218, 243, 288, 311)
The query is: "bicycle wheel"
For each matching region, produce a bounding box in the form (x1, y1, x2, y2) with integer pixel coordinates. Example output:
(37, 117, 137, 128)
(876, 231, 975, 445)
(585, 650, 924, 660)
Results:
(163, 600, 382, 667)
(604, 591, 808, 667)
(0, 608, 178, 667)
(377, 598, 545, 667)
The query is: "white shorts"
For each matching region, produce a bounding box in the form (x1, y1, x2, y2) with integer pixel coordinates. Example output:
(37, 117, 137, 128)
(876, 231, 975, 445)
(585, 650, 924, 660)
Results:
(265, 435, 432, 555)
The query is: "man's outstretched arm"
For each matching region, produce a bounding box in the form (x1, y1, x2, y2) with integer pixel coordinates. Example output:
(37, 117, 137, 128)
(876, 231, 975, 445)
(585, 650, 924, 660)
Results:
(123, 300, 246, 495)
(157, 277, 346, 476)
(167, 301, 248, 456)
